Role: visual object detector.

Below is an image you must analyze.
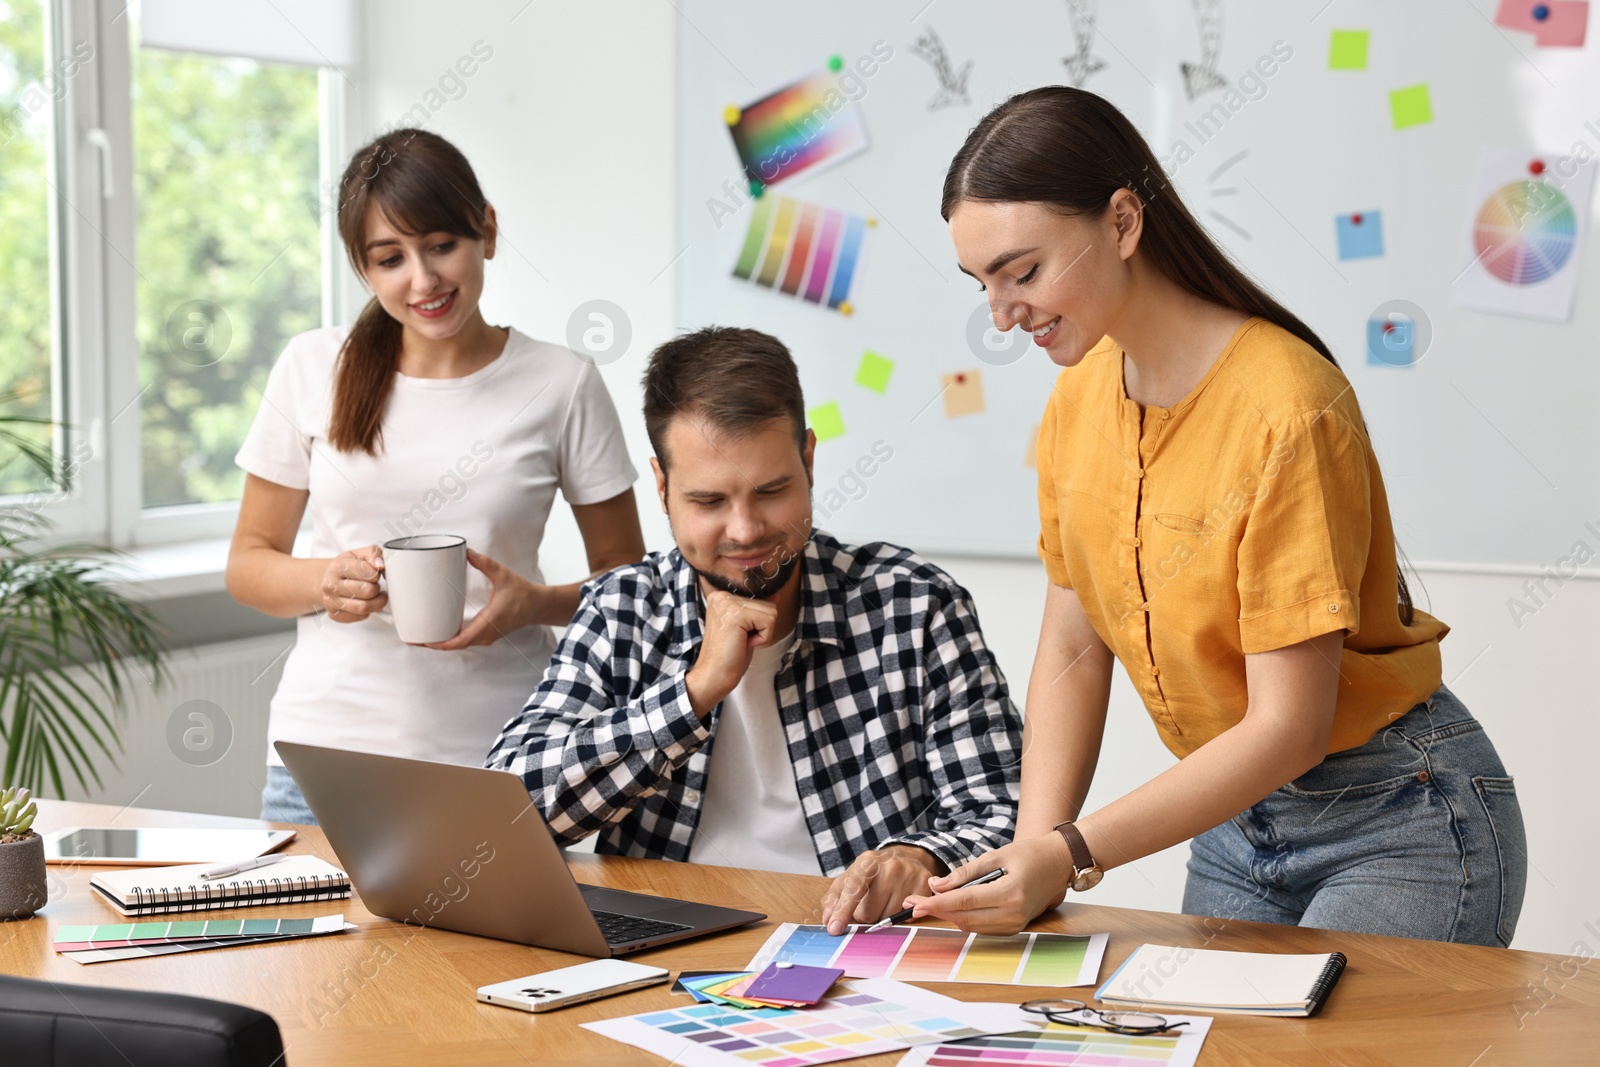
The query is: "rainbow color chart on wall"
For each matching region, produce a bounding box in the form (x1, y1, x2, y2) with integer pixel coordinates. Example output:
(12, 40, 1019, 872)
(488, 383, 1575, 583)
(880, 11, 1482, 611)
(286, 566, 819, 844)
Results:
(1454, 145, 1596, 322)
(725, 56, 870, 193)
(732, 194, 874, 314)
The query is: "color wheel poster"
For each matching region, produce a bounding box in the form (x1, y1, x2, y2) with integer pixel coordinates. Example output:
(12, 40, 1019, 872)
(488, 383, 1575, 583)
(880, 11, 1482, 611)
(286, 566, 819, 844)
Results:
(1454, 144, 1597, 322)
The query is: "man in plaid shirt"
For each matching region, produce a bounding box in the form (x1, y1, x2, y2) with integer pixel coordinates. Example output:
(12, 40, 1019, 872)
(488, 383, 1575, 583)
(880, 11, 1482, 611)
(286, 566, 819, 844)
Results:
(487, 327, 1021, 932)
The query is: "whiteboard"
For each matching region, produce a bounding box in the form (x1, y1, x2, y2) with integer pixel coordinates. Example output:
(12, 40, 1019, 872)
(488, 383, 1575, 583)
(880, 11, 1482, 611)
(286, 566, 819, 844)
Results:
(676, 0, 1600, 567)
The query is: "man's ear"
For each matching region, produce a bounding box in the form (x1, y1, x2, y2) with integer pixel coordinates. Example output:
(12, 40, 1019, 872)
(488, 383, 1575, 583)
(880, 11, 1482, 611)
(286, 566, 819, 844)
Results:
(802, 429, 816, 488)
(649, 456, 669, 513)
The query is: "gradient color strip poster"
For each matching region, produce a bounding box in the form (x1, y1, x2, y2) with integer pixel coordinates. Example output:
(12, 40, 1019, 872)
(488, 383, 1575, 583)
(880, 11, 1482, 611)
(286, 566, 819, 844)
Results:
(732, 195, 871, 313)
(726, 64, 870, 191)
(745, 923, 1108, 987)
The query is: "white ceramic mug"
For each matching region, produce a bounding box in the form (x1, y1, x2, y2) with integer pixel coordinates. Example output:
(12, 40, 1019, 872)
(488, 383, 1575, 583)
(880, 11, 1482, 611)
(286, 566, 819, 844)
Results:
(381, 534, 468, 644)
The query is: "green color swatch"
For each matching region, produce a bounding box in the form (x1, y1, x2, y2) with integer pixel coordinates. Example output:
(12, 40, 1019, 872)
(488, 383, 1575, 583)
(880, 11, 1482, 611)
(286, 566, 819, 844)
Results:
(855, 351, 894, 394)
(809, 402, 846, 442)
(1328, 29, 1369, 70)
(1389, 84, 1432, 129)
(1018, 934, 1091, 985)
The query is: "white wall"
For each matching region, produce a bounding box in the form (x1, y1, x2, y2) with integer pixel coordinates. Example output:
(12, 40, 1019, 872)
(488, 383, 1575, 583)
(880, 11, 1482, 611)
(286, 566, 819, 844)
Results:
(355, 1, 1597, 956)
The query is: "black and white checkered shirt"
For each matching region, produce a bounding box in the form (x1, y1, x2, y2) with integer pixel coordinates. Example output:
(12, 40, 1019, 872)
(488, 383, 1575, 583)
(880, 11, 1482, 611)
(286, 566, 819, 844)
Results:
(485, 531, 1021, 875)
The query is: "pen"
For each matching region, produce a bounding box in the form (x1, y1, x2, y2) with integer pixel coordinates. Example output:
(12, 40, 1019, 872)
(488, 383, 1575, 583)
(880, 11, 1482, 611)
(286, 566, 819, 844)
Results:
(197, 854, 288, 881)
(865, 867, 1008, 932)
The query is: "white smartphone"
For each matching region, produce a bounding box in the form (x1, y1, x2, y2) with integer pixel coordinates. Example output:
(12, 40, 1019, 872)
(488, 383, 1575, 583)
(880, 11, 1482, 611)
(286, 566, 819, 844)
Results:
(476, 959, 670, 1013)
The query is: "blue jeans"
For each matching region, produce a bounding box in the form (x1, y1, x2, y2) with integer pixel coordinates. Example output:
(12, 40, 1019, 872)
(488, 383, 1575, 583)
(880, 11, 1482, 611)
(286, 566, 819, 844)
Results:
(260, 765, 319, 826)
(1183, 686, 1526, 947)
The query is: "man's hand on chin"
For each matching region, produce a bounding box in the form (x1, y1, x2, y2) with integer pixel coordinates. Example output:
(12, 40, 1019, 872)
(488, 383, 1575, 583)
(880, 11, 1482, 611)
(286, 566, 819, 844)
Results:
(818, 845, 948, 936)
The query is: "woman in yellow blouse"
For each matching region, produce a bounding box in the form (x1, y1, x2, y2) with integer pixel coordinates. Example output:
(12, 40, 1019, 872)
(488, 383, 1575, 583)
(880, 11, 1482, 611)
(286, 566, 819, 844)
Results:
(905, 87, 1526, 946)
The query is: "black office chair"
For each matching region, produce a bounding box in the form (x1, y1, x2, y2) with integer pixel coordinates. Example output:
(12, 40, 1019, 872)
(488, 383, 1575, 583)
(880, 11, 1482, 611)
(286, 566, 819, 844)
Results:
(0, 974, 286, 1067)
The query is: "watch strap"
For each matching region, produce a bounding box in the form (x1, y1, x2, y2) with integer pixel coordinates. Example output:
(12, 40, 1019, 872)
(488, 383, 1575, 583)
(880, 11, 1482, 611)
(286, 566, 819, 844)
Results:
(1052, 820, 1096, 872)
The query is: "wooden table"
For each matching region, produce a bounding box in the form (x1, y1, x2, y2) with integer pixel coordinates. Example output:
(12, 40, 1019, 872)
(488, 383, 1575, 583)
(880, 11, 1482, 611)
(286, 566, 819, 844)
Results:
(4, 800, 1595, 1065)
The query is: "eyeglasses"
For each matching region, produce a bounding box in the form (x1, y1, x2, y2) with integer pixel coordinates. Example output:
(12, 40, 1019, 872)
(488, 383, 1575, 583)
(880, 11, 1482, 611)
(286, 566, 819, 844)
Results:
(1021, 998, 1188, 1036)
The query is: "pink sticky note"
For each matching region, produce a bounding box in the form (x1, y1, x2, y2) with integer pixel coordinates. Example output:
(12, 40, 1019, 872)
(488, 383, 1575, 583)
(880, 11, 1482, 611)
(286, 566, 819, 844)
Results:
(1534, 1, 1588, 45)
(1495, 0, 1542, 31)
(1495, 0, 1589, 45)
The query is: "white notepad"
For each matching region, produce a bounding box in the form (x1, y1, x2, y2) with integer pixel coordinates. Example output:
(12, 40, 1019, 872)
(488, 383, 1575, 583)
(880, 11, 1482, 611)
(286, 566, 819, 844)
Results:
(1096, 944, 1347, 1017)
(91, 856, 351, 916)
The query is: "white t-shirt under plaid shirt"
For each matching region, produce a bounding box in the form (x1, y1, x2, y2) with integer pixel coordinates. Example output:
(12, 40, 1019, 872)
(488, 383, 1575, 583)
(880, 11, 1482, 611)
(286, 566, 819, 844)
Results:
(485, 532, 1022, 876)
(236, 325, 637, 769)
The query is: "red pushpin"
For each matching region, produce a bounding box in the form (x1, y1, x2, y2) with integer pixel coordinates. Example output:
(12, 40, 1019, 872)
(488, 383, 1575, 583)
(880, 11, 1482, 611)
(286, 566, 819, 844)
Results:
(1529, 159, 1546, 176)
(1351, 213, 1363, 225)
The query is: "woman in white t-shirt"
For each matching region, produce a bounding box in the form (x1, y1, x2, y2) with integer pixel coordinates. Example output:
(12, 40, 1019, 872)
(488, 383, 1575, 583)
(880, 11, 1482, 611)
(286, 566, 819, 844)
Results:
(227, 129, 644, 823)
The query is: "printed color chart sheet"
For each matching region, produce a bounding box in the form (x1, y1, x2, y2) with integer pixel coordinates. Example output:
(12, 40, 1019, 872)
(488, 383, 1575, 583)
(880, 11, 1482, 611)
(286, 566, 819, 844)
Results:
(584, 977, 1028, 1067)
(747, 924, 1108, 987)
(894, 1016, 1212, 1067)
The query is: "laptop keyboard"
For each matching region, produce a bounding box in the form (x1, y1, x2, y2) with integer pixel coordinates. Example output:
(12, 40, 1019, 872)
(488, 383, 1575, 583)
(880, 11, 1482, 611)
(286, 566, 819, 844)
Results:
(592, 909, 693, 945)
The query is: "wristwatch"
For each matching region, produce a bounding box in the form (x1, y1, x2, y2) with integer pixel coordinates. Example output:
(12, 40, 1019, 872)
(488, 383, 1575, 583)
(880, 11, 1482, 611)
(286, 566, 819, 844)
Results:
(1052, 821, 1103, 892)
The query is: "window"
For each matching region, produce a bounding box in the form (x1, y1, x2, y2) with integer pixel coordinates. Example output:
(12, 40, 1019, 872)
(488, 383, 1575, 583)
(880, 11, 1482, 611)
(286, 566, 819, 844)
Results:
(0, 0, 58, 497)
(0, 0, 356, 548)
(132, 43, 322, 508)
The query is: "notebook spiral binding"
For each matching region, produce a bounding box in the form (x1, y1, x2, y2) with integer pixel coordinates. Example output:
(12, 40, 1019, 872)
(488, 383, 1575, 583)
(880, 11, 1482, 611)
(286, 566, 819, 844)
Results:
(1305, 951, 1348, 1017)
(127, 874, 352, 914)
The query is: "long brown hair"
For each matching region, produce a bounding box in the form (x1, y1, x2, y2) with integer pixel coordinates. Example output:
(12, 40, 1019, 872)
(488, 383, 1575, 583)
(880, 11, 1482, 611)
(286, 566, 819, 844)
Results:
(329, 128, 490, 454)
(945, 86, 1419, 624)
(942, 86, 1337, 365)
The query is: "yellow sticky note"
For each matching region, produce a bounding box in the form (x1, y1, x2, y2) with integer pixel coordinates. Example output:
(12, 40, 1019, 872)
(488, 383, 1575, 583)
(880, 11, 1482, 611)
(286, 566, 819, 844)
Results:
(1389, 84, 1432, 129)
(1328, 29, 1369, 70)
(809, 402, 846, 441)
(856, 350, 894, 393)
(941, 370, 985, 418)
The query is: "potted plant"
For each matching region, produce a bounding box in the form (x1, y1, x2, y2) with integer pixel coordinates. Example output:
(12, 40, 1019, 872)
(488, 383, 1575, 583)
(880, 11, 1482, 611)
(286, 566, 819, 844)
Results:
(0, 785, 44, 919)
(1, 393, 169, 799)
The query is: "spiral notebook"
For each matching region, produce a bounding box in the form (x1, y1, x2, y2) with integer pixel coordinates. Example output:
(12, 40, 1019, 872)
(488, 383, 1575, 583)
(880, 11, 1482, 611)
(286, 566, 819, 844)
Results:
(90, 856, 351, 916)
(1096, 944, 1347, 1017)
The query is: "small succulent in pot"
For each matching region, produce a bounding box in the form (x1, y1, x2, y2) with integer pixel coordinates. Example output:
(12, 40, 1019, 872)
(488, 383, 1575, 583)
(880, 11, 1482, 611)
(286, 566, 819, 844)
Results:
(0, 786, 46, 919)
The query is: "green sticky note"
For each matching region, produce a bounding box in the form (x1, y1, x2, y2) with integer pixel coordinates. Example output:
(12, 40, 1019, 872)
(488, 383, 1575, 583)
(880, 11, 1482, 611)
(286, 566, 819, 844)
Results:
(855, 351, 894, 394)
(808, 402, 845, 442)
(1328, 29, 1368, 70)
(1389, 84, 1432, 129)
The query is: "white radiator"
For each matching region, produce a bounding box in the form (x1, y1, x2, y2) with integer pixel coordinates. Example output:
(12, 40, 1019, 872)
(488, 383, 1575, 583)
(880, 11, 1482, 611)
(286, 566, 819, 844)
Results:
(58, 633, 292, 818)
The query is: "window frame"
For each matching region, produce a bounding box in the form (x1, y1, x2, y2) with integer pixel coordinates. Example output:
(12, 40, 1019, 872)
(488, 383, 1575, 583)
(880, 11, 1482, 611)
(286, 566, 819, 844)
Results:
(12, 0, 349, 551)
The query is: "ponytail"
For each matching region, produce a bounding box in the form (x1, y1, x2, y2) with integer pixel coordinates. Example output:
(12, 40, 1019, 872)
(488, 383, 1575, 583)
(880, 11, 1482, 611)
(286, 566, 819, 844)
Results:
(328, 298, 403, 455)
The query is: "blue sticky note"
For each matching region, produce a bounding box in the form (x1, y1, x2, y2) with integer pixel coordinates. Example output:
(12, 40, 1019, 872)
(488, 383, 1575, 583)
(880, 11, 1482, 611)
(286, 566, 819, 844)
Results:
(1367, 313, 1416, 366)
(1336, 211, 1384, 259)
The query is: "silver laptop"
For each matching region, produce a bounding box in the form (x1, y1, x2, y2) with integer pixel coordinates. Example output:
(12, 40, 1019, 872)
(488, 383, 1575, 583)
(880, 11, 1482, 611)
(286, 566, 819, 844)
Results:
(275, 742, 765, 956)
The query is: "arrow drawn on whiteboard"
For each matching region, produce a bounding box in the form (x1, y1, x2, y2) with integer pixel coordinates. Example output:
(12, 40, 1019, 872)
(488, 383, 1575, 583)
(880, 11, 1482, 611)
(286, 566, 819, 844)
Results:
(1181, 0, 1229, 99)
(1062, 0, 1107, 87)
(911, 28, 972, 110)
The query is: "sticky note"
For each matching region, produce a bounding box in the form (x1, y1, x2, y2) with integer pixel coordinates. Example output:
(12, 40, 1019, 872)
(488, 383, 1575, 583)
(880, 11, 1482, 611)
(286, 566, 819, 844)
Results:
(1328, 29, 1369, 69)
(1389, 84, 1433, 129)
(1335, 211, 1385, 259)
(941, 371, 985, 418)
(1367, 314, 1416, 367)
(1535, 1, 1589, 45)
(1495, 0, 1589, 45)
(809, 402, 846, 441)
(856, 350, 893, 393)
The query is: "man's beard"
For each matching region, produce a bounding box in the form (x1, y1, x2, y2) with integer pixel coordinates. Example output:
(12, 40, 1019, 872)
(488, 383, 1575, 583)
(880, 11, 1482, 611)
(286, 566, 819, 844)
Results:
(694, 545, 803, 600)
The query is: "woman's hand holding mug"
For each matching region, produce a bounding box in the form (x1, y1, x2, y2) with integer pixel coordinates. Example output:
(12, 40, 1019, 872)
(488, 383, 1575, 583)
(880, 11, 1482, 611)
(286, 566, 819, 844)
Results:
(320, 546, 387, 622)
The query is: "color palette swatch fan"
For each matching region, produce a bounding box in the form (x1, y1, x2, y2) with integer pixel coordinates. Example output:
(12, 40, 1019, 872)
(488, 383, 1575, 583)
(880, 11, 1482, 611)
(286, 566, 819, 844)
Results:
(732, 194, 873, 314)
(746, 923, 1107, 987)
(1455, 145, 1596, 322)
